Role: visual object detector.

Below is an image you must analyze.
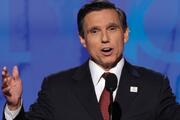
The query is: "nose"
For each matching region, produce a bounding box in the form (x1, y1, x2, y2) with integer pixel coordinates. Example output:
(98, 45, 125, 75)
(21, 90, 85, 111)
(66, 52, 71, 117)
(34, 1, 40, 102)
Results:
(101, 30, 109, 43)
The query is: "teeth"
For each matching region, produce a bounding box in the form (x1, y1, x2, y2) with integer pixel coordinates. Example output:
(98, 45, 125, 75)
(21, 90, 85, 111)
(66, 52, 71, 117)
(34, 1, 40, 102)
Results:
(102, 48, 112, 52)
(103, 48, 110, 50)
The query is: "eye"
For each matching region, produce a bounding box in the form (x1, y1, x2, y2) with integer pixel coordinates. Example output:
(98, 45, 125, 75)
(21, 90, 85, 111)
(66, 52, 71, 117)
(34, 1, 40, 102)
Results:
(108, 26, 118, 31)
(90, 29, 98, 34)
(89, 28, 100, 34)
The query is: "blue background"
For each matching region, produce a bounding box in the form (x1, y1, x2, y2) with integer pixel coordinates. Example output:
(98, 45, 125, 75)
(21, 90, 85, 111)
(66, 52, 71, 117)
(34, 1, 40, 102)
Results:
(0, 0, 180, 118)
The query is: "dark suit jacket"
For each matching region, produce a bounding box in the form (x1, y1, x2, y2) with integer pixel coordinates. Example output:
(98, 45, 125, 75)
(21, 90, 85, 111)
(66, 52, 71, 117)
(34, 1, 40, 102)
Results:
(3, 60, 180, 120)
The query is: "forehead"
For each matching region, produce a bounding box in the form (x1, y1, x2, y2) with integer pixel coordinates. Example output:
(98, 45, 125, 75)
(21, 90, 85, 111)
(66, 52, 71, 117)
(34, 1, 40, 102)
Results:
(83, 9, 120, 28)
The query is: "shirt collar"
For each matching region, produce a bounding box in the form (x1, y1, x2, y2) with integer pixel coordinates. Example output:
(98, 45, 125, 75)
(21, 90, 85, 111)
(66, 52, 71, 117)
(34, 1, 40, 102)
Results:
(89, 58, 125, 86)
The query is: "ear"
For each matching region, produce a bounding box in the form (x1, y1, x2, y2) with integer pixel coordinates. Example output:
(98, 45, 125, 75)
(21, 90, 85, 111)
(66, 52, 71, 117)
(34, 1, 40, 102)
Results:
(79, 35, 87, 48)
(123, 28, 129, 43)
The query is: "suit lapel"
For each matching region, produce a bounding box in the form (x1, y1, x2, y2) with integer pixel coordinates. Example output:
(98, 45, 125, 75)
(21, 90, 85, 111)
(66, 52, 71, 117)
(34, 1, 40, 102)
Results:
(72, 61, 102, 120)
(115, 61, 142, 116)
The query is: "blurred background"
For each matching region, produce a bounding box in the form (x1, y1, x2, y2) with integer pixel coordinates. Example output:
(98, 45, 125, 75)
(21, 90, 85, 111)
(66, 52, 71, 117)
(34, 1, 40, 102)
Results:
(0, 0, 180, 118)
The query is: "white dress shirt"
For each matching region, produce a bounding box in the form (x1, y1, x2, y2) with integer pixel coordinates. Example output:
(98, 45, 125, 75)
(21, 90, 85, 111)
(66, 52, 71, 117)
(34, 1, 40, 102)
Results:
(89, 58, 125, 101)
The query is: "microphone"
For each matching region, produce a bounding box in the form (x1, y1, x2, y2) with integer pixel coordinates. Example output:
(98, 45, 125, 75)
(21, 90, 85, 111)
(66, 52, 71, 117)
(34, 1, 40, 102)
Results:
(104, 73, 118, 93)
(103, 73, 118, 120)
(111, 102, 121, 120)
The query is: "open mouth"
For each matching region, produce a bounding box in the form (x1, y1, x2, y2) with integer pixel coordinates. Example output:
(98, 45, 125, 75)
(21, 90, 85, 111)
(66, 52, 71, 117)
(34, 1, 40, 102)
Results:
(101, 47, 113, 56)
(101, 47, 112, 52)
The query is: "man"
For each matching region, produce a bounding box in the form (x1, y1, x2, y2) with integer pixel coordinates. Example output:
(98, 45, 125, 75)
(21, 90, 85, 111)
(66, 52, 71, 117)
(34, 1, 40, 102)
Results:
(2, 1, 180, 120)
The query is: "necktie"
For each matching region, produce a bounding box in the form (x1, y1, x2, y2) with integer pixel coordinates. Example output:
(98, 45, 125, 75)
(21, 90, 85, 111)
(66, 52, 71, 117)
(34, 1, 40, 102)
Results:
(99, 73, 110, 120)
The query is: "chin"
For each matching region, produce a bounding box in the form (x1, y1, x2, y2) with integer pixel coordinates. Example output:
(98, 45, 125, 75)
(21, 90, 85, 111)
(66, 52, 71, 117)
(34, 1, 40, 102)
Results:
(101, 61, 115, 69)
(103, 57, 120, 67)
(103, 58, 116, 64)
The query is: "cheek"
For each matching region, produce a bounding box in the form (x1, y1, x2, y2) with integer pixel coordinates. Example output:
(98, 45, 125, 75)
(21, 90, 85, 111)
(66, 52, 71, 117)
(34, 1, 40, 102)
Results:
(86, 41, 97, 52)
(114, 40, 124, 52)
(86, 37, 100, 48)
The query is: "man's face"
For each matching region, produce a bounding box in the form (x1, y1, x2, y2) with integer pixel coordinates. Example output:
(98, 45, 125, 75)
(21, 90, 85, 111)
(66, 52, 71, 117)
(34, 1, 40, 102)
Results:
(79, 9, 128, 70)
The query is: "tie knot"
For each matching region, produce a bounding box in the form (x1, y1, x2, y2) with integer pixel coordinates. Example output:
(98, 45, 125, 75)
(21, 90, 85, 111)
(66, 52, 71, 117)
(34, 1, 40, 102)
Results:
(102, 72, 113, 80)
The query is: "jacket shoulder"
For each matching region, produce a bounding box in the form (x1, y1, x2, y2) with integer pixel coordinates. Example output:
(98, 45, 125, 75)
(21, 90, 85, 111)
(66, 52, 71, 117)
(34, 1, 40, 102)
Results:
(128, 62, 166, 79)
(41, 61, 89, 87)
(126, 62, 168, 86)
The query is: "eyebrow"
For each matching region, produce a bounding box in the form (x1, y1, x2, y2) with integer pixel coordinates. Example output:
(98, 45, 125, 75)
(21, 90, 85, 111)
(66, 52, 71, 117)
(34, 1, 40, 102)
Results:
(106, 22, 121, 28)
